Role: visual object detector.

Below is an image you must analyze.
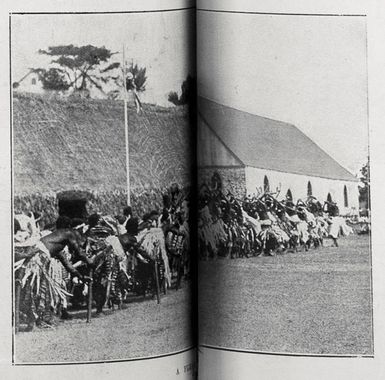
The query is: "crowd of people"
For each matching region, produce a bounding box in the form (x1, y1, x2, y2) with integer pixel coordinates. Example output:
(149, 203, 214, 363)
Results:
(14, 184, 190, 332)
(198, 174, 362, 260)
(13, 175, 369, 331)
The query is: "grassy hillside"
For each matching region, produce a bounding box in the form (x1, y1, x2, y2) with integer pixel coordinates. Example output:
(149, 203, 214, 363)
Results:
(13, 92, 192, 196)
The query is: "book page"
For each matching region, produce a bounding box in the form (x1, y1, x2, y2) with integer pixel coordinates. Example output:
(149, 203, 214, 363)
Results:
(197, 0, 385, 379)
(0, 0, 197, 379)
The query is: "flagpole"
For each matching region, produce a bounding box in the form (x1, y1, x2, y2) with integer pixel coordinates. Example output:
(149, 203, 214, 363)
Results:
(123, 44, 130, 206)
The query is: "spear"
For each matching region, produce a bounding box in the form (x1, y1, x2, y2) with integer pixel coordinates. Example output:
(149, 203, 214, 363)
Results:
(86, 269, 93, 323)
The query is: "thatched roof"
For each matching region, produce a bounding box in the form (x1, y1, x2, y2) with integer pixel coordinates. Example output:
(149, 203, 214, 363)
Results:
(13, 93, 192, 195)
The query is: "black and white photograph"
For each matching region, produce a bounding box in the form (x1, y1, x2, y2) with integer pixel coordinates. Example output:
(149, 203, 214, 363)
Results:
(11, 8, 195, 364)
(197, 10, 372, 356)
(5, 0, 385, 379)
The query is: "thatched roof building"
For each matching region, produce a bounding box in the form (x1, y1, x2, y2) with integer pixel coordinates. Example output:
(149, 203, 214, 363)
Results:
(13, 93, 192, 196)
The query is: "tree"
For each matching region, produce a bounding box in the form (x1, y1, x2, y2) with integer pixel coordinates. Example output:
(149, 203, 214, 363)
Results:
(359, 159, 370, 211)
(37, 45, 120, 94)
(108, 63, 147, 101)
(126, 63, 147, 92)
(168, 91, 179, 105)
(35, 68, 71, 91)
(168, 75, 196, 106)
(168, 75, 196, 127)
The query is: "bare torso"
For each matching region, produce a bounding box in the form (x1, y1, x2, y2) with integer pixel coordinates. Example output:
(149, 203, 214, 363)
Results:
(39, 229, 92, 277)
(40, 228, 82, 257)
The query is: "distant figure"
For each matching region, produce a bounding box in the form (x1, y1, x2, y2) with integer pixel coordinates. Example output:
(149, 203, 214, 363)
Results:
(324, 201, 340, 247)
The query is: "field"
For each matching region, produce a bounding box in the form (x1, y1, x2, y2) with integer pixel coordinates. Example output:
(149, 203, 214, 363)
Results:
(199, 235, 373, 355)
(14, 282, 193, 363)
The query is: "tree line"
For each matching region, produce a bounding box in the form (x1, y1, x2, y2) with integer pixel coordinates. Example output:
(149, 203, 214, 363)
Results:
(17, 44, 195, 106)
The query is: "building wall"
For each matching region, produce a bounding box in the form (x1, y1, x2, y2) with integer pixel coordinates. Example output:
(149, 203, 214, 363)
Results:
(198, 167, 246, 199)
(197, 113, 359, 215)
(15, 73, 45, 94)
(198, 117, 242, 167)
(245, 166, 359, 215)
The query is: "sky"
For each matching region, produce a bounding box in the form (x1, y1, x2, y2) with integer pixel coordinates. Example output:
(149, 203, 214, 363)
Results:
(11, 10, 195, 106)
(198, 12, 368, 175)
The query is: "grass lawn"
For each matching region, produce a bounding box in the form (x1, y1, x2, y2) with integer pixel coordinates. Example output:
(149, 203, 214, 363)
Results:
(199, 235, 373, 355)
